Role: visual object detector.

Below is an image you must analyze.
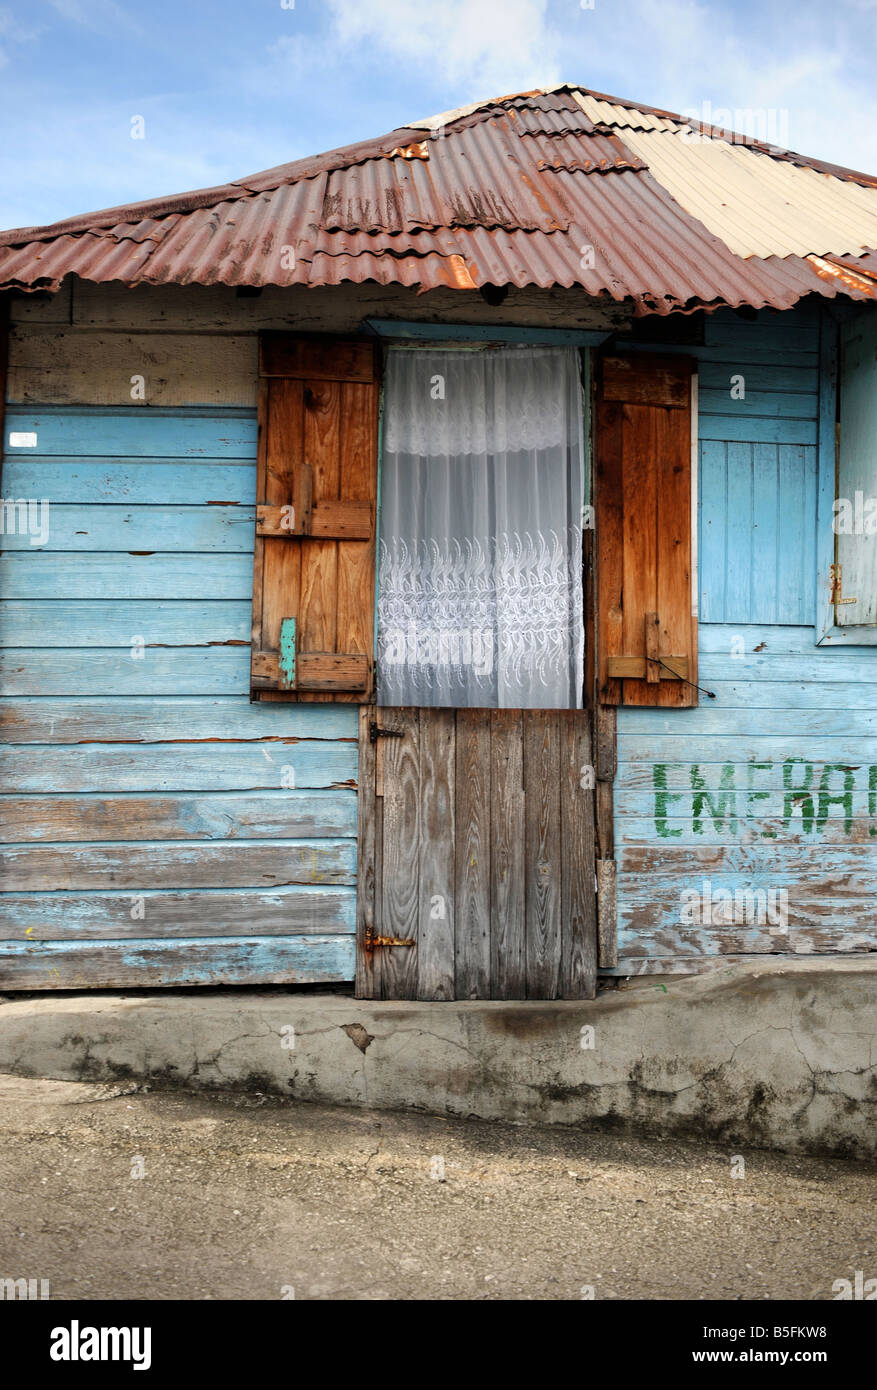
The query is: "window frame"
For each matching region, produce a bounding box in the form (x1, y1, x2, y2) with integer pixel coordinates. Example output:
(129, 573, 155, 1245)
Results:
(815, 309, 877, 646)
(368, 323, 604, 711)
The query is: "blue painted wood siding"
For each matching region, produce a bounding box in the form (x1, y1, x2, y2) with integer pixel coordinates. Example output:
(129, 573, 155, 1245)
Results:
(698, 305, 820, 625)
(614, 305, 877, 971)
(0, 405, 358, 989)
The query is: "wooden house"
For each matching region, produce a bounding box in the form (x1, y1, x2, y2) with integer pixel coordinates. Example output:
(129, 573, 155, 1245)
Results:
(1, 85, 876, 998)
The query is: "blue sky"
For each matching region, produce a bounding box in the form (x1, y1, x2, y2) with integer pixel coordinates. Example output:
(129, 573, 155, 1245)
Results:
(1, 0, 876, 231)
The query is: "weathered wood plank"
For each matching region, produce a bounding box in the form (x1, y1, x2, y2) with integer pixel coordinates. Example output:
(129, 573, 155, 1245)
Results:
(0, 600, 251, 647)
(454, 709, 491, 1000)
(334, 379, 379, 705)
(0, 885, 355, 937)
(699, 415, 816, 445)
(0, 552, 255, 599)
(523, 710, 562, 999)
(0, 504, 254, 552)
(379, 709, 420, 999)
(696, 360, 819, 393)
(11, 279, 625, 333)
(620, 869, 877, 896)
(615, 817, 877, 845)
(697, 623, 872, 655)
(1, 459, 256, 504)
(618, 844, 877, 875)
(618, 705, 877, 735)
(297, 378, 341, 700)
(618, 735, 877, 763)
(596, 779, 615, 859)
(0, 696, 357, 743)
(0, 741, 357, 792)
(3, 406, 257, 458)
(355, 705, 379, 1000)
(559, 712, 597, 997)
(596, 858, 618, 968)
(618, 920, 877, 958)
(1, 839, 356, 891)
(0, 789, 357, 843)
(594, 702, 616, 781)
(0, 647, 251, 696)
(0, 936, 355, 990)
(417, 709, 456, 1001)
(699, 387, 817, 419)
(7, 328, 258, 407)
(489, 710, 525, 999)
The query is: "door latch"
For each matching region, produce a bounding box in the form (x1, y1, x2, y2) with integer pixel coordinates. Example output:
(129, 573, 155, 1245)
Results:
(364, 925, 415, 950)
(369, 721, 404, 744)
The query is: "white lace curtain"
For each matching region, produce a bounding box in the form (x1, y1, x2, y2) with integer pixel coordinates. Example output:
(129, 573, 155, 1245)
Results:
(377, 345, 585, 708)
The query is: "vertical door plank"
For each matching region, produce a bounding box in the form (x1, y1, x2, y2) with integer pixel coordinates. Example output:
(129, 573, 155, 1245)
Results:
(455, 709, 491, 999)
(355, 705, 379, 999)
(490, 710, 525, 999)
(560, 711, 597, 998)
(380, 708, 420, 999)
(523, 711, 562, 999)
(417, 709, 456, 1000)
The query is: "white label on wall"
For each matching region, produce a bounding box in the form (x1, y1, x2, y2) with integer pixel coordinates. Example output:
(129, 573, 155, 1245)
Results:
(9, 432, 38, 447)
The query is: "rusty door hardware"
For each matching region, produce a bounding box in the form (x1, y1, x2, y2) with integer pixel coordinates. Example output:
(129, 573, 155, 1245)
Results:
(830, 563, 857, 606)
(363, 925, 416, 949)
(369, 721, 404, 743)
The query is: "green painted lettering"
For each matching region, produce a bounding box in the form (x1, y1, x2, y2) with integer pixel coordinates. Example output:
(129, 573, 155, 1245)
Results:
(782, 757, 814, 832)
(691, 763, 738, 835)
(817, 763, 855, 833)
(653, 764, 683, 838)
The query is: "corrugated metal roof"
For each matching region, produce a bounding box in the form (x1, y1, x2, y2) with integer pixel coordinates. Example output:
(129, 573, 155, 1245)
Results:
(2, 84, 876, 316)
(614, 127, 877, 259)
(572, 91, 684, 133)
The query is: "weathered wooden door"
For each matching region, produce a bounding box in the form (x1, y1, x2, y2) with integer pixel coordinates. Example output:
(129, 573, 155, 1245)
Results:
(356, 706, 597, 999)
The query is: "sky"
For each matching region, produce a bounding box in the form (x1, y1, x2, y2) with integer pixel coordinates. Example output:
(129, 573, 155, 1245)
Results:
(1, 0, 876, 231)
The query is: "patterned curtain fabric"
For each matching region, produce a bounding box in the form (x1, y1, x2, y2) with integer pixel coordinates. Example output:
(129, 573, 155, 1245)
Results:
(377, 345, 585, 708)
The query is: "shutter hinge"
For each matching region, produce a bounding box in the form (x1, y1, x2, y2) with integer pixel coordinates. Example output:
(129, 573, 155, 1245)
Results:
(830, 563, 857, 605)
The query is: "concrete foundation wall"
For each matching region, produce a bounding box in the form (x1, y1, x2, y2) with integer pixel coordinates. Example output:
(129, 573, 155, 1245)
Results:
(0, 958, 874, 1157)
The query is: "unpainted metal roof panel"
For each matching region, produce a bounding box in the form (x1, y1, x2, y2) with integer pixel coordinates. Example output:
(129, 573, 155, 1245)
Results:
(616, 127, 877, 259)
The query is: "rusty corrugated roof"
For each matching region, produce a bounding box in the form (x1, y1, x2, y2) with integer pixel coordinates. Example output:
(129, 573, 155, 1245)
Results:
(2, 84, 876, 315)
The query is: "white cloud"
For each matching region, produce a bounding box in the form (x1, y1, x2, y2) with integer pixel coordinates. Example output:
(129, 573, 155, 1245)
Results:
(325, 0, 564, 101)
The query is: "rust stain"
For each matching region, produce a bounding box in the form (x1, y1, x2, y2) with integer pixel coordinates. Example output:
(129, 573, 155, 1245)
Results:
(807, 254, 877, 296)
(386, 141, 429, 161)
(447, 253, 477, 289)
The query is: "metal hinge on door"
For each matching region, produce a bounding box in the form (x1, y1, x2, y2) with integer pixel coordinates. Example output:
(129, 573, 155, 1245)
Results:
(369, 721, 404, 743)
(365, 718, 414, 946)
(830, 564, 857, 606)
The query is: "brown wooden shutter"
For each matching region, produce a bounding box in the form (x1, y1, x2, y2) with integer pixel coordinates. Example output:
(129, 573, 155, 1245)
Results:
(251, 333, 381, 702)
(595, 353, 697, 707)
